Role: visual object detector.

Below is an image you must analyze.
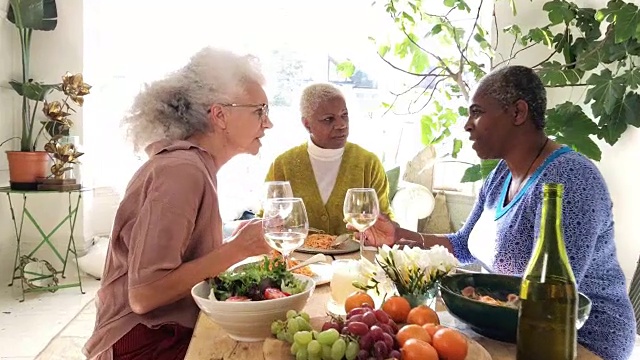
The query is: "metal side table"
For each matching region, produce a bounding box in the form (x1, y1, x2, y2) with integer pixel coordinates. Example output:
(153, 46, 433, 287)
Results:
(0, 186, 90, 301)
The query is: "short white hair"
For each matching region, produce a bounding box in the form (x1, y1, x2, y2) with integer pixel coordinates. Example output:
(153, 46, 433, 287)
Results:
(122, 47, 265, 153)
(299, 83, 345, 118)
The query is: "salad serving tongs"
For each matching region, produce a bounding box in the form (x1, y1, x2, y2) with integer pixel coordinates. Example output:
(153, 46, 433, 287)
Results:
(288, 253, 327, 272)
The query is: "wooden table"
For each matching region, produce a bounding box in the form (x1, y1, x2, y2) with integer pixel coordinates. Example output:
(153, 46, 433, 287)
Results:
(185, 251, 602, 360)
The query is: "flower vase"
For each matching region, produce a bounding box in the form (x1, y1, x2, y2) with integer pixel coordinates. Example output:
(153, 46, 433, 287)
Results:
(401, 285, 439, 310)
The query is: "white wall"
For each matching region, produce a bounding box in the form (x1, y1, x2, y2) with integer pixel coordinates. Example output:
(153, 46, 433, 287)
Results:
(493, 0, 640, 283)
(0, 0, 95, 285)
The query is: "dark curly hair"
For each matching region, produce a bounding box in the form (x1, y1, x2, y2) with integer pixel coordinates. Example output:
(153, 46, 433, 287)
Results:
(475, 65, 547, 129)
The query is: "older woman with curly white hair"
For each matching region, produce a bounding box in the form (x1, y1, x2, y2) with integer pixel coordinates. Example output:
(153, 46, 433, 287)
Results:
(84, 47, 274, 360)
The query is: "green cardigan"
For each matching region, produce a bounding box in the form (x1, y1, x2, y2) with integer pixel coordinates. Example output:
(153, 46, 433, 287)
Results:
(265, 142, 393, 235)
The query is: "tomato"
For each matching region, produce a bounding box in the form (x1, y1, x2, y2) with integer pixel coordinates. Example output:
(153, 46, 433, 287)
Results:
(344, 291, 375, 313)
(264, 288, 289, 299)
(422, 323, 445, 338)
(406, 305, 440, 326)
(432, 327, 468, 360)
(381, 296, 411, 323)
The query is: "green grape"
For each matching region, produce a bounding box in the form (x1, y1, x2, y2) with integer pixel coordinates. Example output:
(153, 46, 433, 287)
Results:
(294, 331, 313, 346)
(345, 341, 359, 360)
(287, 318, 300, 334)
(284, 332, 294, 344)
(276, 332, 287, 342)
(271, 321, 283, 335)
(308, 354, 321, 360)
(307, 339, 322, 356)
(300, 312, 311, 322)
(321, 345, 332, 360)
(296, 348, 309, 360)
(291, 342, 299, 355)
(312, 330, 320, 339)
(296, 316, 311, 331)
(286, 309, 298, 319)
(330, 338, 346, 360)
(316, 329, 340, 346)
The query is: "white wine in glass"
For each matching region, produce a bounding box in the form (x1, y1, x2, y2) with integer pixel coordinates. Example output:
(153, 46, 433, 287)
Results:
(263, 197, 309, 268)
(343, 188, 380, 258)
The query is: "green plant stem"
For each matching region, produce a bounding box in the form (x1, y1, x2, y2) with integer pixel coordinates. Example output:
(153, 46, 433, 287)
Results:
(18, 27, 30, 151)
(28, 100, 40, 150)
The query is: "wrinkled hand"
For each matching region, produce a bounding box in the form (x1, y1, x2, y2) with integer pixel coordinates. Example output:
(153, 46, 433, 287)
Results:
(232, 218, 272, 257)
(347, 214, 396, 247)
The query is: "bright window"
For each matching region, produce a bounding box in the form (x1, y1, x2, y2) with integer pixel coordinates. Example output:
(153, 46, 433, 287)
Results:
(82, 0, 485, 220)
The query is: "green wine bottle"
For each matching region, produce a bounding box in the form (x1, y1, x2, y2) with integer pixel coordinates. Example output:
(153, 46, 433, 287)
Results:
(516, 183, 578, 360)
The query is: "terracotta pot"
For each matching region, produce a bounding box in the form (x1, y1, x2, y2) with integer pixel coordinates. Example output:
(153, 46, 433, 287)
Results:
(6, 151, 50, 190)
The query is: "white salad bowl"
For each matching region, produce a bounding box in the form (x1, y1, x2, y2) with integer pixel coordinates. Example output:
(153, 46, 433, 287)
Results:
(191, 274, 315, 342)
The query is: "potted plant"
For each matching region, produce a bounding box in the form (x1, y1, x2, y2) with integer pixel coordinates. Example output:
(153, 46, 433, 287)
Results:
(1, 0, 58, 190)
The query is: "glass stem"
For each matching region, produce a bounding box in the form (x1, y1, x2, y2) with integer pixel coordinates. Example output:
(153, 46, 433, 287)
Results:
(283, 252, 290, 270)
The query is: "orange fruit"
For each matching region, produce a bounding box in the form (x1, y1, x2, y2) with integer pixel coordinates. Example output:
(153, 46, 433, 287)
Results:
(344, 291, 375, 313)
(422, 323, 445, 338)
(406, 305, 440, 326)
(401, 338, 439, 360)
(381, 296, 411, 323)
(396, 324, 431, 347)
(432, 327, 468, 360)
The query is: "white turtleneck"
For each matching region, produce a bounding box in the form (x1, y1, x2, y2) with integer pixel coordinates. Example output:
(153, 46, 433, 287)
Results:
(307, 139, 345, 204)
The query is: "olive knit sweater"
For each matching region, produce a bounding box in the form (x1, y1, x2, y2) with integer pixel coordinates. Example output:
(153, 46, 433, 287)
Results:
(265, 142, 393, 235)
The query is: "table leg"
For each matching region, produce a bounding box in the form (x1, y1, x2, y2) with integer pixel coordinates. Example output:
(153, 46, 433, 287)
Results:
(61, 192, 84, 294)
(6, 193, 27, 288)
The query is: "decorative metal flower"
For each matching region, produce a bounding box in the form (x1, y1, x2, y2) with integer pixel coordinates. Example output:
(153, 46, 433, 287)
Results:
(61, 72, 91, 106)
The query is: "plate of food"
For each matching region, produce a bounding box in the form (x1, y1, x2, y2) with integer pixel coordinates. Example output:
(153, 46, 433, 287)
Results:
(295, 233, 360, 255)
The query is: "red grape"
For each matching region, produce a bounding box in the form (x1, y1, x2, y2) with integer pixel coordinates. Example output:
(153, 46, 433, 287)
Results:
(359, 333, 373, 350)
(388, 319, 399, 333)
(356, 350, 369, 360)
(321, 322, 340, 332)
(349, 314, 364, 323)
(347, 307, 366, 319)
(361, 303, 372, 309)
(382, 332, 394, 350)
(370, 325, 385, 342)
(380, 324, 394, 335)
(347, 321, 369, 336)
(374, 309, 390, 324)
(362, 311, 377, 327)
(373, 341, 389, 359)
(389, 350, 401, 359)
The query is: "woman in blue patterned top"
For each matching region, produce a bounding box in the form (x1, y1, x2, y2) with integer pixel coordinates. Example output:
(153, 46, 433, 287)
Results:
(360, 65, 636, 360)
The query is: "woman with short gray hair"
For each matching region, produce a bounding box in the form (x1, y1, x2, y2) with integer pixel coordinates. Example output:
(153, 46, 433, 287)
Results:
(265, 82, 393, 236)
(84, 47, 274, 360)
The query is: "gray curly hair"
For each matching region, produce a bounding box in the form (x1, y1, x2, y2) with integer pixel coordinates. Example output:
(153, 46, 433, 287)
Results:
(475, 65, 547, 129)
(299, 83, 345, 118)
(122, 47, 265, 152)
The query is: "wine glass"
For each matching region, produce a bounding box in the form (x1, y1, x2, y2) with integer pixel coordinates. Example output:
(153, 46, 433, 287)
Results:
(263, 181, 293, 201)
(343, 188, 380, 258)
(263, 197, 309, 269)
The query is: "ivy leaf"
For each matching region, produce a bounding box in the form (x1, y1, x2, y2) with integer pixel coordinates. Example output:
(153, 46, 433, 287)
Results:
(452, 138, 463, 158)
(623, 68, 640, 90)
(545, 102, 601, 160)
(612, 3, 640, 43)
(585, 69, 626, 116)
(461, 159, 501, 183)
(537, 61, 585, 86)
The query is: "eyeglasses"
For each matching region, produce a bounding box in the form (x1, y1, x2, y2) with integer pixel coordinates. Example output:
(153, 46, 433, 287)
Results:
(210, 103, 269, 123)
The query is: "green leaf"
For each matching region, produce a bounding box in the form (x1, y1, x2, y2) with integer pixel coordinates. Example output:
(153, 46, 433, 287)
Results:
(457, 106, 469, 117)
(431, 24, 442, 35)
(585, 69, 626, 116)
(575, 8, 601, 41)
(537, 61, 585, 86)
(7, 0, 58, 31)
(336, 61, 355, 78)
(545, 102, 601, 160)
(461, 159, 500, 183)
(378, 44, 391, 57)
(610, 92, 640, 128)
(452, 138, 463, 158)
(8, 80, 58, 101)
(543, 0, 575, 25)
(526, 27, 555, 47)
(613, 3, 640, 43)
(409, 50, 430, 73)
(623, 68, 640, 90)
(420, 115, 435, 145)
(443, 0, 456, 7)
